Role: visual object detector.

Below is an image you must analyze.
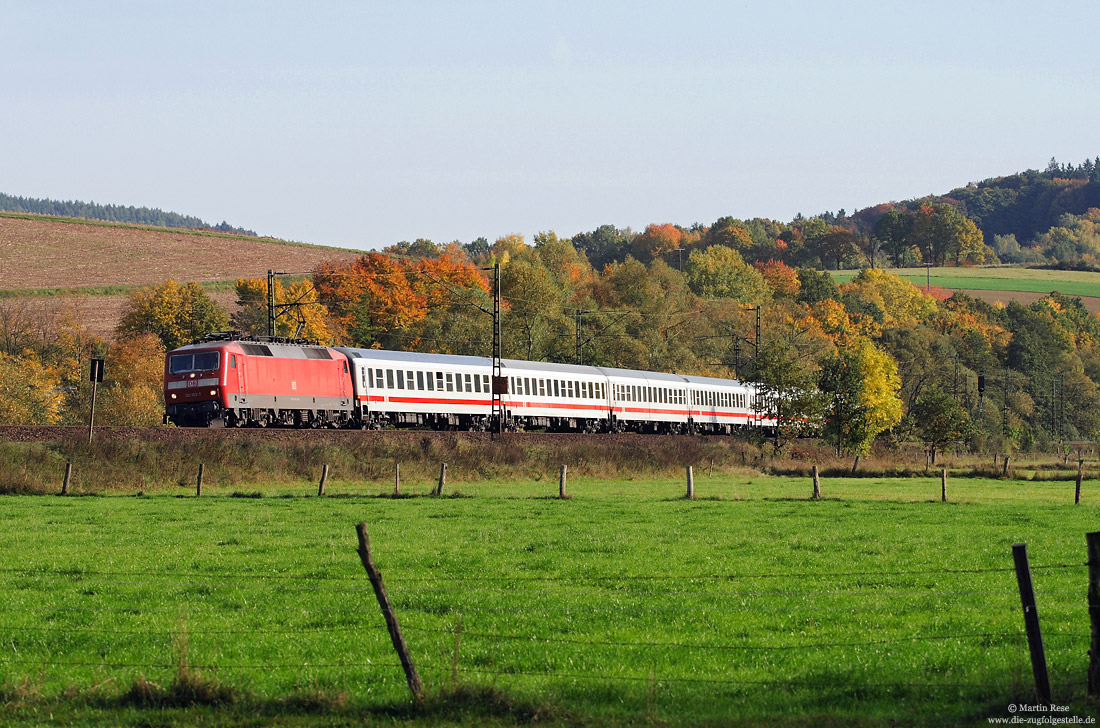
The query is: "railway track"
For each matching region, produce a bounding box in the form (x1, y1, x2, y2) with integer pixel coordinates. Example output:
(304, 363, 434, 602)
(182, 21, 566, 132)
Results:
(0, 425, 715, 448)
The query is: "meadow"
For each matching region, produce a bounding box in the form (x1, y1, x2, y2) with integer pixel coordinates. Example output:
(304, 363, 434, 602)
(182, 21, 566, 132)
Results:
(833, 266, 1100, 299)
(1, 468, 1098, 727)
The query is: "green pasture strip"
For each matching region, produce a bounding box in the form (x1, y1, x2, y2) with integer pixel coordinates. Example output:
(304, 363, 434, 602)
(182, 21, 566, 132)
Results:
(0, 280, 245, 299)
(0, 483, 1095, 726)
(833, 267, 1100, 298)
(0, 211, 359, 253)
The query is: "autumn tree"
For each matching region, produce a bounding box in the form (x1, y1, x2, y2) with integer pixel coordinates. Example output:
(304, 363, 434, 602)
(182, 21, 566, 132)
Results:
(232, 277, 331, 343)
(0, 352, 62, 424)
(116, 280, 229, 351)
(708, 223, 754, 253)
(911, 388, 971, 463)
(753, 260, 800, 298)
(95, 333, 167, 427)
(819, 340, 903, 456)
(402, 254, 492, 354)
(684, 246, 772, 304)
(631, 223, 684, 264)
(911, 203, 985, 266)
(312, 254, 424, 346)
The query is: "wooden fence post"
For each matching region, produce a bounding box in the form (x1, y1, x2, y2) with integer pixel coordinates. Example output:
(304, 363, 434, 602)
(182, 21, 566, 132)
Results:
(61, 462, 72, 496)
(435, 463, 447, 496)
(1076, 459, 1084, 505)
(685, 466, 694, 500)
(559, 464, 568, 499)
(1012, 542, 1051, 703)
(941, 468, 947, 503)
(1086, 532, 1100, 699)
(1003, 456, 1011, 477)
(812, 465, 821, 500)
(196, 463, 204, 497)
(318, 464, 329, 496)
(394, 463, 400, 496)
(355, 522, 424, 703)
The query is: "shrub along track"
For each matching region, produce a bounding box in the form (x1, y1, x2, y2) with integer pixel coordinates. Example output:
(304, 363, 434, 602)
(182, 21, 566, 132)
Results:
(0, 426, 766, 494)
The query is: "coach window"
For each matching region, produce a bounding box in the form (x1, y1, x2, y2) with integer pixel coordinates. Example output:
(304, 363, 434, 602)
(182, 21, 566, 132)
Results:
(445, 372, 454, 392)
(473, 374, 481, 393)
(426, 372, 434, 391)
(386, 369, 395, 388)
(553, 380, 560, 397)
(482, 375, 489, 392)
(462, 373, 471, 391)
(416, 371, 425, 390)
(456, 374, 465, 392)
(366, 369, 372, 388)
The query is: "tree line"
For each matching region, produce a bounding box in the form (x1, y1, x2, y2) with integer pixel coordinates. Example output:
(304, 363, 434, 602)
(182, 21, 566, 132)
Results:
(0, 193, 255, 236)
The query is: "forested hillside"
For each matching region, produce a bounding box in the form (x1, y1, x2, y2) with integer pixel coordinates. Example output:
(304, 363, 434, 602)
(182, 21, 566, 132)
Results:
(0, 193, 255, 235)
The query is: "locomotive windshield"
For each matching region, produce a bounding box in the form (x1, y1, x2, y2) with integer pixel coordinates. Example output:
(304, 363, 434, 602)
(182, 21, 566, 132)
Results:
(169, 351, 220, 374)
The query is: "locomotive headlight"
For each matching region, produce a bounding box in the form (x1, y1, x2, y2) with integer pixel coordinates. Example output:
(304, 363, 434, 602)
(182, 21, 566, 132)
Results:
(170, 393, 177, 399)
(209, 389, 217, 396)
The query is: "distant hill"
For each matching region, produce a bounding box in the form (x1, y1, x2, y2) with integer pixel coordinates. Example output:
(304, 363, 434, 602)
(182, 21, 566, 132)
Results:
(0, 213, 363, 338)
(0, 193, 256, 236)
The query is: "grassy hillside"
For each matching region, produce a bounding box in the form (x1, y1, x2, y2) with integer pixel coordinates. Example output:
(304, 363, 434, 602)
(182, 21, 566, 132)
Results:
(833, 266, 1100, 310)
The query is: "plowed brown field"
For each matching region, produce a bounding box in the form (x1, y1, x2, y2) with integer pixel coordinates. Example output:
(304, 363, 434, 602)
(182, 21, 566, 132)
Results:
(0, 214, 360, 290)
(0, 214, 364, 337)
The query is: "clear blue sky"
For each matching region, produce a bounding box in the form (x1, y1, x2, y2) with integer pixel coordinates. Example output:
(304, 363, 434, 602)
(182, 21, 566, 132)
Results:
(3, 1, 1098, 251)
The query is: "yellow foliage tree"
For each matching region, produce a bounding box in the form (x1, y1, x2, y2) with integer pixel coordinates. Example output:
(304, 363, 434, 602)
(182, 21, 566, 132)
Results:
(117, 280, 229, 350)
(96, 333, 167, 427)
(839, 268, 938, 329)
(0, 352, 62, 424)
(819, 339, 902, 455)
(231, 277, 331, 343)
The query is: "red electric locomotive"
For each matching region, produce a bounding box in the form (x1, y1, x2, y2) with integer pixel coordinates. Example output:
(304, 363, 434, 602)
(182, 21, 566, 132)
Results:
(164, 334, 354, 427)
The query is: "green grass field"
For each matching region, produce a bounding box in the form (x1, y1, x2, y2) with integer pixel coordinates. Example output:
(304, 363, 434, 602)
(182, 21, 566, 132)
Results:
(833, 266, 1100, 299)
(2, 474, 1098, 727)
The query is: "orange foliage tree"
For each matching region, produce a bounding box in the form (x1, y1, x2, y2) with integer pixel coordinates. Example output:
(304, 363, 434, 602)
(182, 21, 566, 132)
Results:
(754, 259, 800, 297)
(631, 223, 684, 263)
(313, 252, 489, 349)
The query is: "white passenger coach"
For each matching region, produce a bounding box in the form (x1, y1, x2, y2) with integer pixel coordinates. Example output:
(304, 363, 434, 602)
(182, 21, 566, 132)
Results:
(336, 347, 772, 434)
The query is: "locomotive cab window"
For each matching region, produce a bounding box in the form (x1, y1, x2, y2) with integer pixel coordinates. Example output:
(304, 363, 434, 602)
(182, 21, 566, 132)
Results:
(169, 351, 220, 374)
(228, 354, 236, 369)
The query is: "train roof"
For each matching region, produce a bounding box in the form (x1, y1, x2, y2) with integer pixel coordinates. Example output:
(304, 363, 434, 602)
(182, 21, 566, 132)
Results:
(681, 373, 748, 387)
(170, 339, 338, 358)
(329, 346, 748, 388)
(595, 366, 687, 383)
(501, 358, 604, 377)
(335, 347, 490, 367)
